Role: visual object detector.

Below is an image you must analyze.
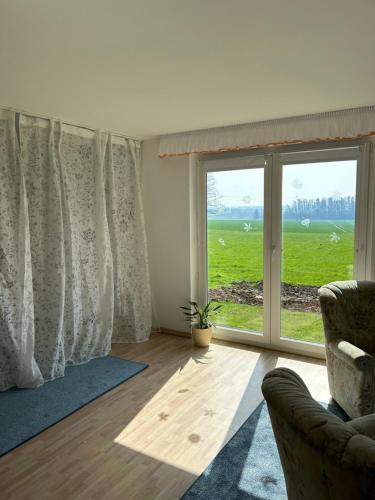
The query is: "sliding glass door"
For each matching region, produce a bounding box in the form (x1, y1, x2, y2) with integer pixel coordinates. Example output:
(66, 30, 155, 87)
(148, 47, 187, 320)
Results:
(199, 145, 369, 356)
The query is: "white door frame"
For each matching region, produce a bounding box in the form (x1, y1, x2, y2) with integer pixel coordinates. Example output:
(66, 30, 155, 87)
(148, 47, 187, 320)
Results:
(197, 154, 272, 348)
(194, 141, 373, 359)
(270, 145, 368, 358)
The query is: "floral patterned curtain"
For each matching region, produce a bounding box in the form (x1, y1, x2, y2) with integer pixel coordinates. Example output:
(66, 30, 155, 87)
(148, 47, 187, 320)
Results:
(0, 110, 151, 391)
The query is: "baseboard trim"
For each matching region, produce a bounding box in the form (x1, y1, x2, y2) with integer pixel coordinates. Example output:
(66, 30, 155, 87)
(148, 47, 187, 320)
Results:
(160, 327, 325, 361)
(160, 327, 191, 338)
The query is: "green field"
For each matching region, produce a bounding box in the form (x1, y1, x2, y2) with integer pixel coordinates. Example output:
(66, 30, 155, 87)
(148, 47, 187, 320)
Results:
(208, 219, 355, 343)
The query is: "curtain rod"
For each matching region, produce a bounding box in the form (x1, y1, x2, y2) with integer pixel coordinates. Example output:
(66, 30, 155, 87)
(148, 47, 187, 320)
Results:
(0, 103, 141, 142)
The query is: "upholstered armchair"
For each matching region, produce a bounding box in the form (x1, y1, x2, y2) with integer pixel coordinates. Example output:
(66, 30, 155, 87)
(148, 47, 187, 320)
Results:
(318, 280, 375, 419)
(262, 367, 375, 500)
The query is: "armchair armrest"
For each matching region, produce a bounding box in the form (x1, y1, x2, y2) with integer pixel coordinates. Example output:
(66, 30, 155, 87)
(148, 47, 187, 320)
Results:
(350, 414, 375, 440)
(327, 339, 375, 372)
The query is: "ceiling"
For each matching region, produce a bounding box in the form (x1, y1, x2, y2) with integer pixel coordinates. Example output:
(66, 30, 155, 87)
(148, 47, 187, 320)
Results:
(1, 0, 375, 139)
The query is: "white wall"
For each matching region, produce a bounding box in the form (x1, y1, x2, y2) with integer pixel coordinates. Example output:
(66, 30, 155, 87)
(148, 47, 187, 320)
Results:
(142, 138, 191, 332)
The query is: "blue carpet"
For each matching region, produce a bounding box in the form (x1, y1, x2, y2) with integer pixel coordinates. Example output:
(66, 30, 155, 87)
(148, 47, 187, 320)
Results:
(0, 356, 147, 457)
(182, 400, 349, 500)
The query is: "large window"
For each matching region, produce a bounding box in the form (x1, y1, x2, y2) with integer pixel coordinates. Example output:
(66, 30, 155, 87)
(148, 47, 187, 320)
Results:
(198, 145, 371, 357)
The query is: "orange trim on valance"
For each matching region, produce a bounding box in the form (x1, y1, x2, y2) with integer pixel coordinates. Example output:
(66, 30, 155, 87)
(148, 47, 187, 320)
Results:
(159, 132, 375, 158)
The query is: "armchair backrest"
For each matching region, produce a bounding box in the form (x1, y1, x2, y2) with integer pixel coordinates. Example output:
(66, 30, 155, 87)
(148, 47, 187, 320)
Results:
(318, 280, 375, 351)
(262, 367, 375, 500)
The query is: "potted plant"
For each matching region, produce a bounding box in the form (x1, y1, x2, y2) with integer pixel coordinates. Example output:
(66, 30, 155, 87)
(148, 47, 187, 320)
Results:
(180, 300, 222, 347)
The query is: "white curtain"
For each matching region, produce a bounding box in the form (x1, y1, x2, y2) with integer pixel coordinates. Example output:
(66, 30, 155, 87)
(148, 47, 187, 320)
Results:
(159, 105, 375, 157)
(0, 110, 151, 391)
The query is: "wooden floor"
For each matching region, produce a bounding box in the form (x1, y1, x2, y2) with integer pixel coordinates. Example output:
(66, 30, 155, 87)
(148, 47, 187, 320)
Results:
(0, 333, 330, 500)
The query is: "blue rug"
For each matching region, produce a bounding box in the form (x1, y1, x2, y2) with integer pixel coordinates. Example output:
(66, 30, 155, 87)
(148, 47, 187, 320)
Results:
(182, 400, 349, 499)
(0, 356, 147, 457)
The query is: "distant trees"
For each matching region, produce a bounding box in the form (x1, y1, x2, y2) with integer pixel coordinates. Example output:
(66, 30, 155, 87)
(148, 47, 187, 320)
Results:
(207, 175, 223, 208)
(206, 188, 355, 221)
(253, 208, 260, 220)
(283, 196, 355, 220)
(208, 205, 264, 219)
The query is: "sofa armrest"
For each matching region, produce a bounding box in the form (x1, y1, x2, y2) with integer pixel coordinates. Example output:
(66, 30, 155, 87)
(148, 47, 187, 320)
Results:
(327, 339, 375, 372)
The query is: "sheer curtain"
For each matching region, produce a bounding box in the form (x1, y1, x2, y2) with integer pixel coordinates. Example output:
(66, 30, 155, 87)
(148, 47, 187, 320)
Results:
(0, 110, 151, 391)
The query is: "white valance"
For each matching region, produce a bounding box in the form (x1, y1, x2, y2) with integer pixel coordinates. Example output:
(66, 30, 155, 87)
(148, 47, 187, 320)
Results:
(159, 106, 375, 158)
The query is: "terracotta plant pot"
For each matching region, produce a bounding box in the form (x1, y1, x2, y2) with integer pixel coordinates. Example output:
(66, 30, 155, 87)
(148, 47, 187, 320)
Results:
(192, 327, 213, 347)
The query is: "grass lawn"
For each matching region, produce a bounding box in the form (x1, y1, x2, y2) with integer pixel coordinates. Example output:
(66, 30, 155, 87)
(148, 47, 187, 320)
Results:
(216, 302, 324, 344)
(208, 219, 354, 343)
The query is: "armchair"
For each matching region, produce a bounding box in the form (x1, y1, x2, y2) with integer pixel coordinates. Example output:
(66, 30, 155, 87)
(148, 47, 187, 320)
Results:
(262, 367, 375, 500)
(318, 280, 375, 418)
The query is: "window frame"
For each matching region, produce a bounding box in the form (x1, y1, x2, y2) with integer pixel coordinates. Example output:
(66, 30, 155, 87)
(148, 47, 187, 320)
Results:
(193, 140, 373, 359)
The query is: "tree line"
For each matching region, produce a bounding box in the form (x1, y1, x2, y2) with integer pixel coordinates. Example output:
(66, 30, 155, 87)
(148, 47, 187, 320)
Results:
(283, 196, 355, 220)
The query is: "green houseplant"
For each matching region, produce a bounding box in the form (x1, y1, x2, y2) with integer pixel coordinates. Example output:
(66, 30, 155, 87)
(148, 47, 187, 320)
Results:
(180, 300, 222, 347)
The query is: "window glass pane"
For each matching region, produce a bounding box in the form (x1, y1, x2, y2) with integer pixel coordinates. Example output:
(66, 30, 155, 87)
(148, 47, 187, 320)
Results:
(281, 160, 357, 344)
(207, 168, 264, 334)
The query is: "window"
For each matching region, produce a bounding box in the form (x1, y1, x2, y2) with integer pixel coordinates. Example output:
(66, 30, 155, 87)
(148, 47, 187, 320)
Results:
(196, 144, 371, 357)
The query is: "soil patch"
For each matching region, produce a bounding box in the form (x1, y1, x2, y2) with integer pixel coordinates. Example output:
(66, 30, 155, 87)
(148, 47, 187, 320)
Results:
(208, 280, 321, 313)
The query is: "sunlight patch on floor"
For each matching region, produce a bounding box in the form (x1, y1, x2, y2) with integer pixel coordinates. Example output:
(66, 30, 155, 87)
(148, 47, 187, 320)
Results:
(113, 348, 263, 473)
(275, 355, 329, 402)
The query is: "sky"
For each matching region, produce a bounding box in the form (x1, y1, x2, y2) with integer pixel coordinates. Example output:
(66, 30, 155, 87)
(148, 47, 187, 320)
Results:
(208, 160, 357, 207)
